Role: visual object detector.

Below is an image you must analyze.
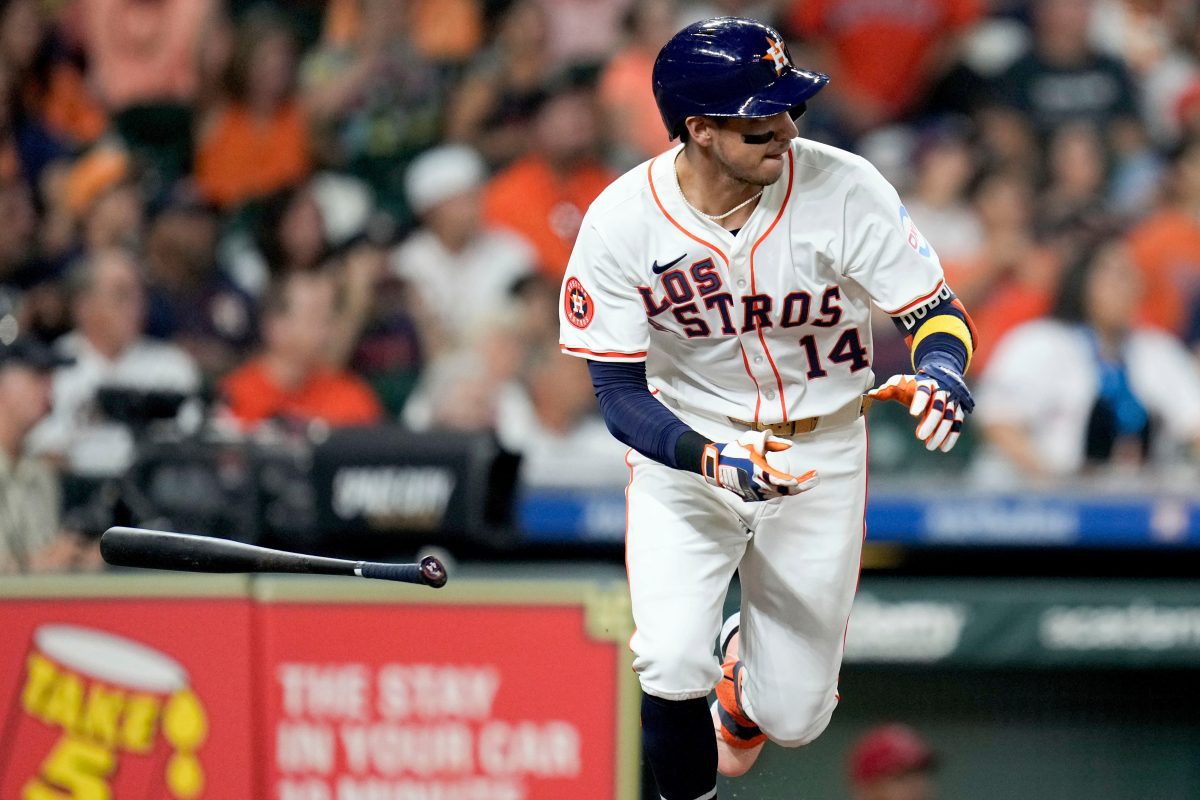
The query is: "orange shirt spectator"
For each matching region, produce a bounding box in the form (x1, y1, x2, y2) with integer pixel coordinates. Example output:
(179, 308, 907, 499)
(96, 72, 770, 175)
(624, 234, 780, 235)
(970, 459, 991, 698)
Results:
(0, 1, 105, 149)
(195, 103, 311, 208)
(482, 84, 614, 278)
(1126, 209, 1200, 336)
(222, 360, 382, 427)
(221, 271, 383, 428)
(789, 0, 982, 121)
(483, 155, 612, 278)
(1125, 138, 1200, 338)
(195, 8, 311, 209)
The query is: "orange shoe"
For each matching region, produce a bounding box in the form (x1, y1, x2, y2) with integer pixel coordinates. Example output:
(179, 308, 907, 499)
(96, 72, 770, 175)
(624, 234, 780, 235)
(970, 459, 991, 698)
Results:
(715, 659, 766, 748)
(713, 614, 766, 750)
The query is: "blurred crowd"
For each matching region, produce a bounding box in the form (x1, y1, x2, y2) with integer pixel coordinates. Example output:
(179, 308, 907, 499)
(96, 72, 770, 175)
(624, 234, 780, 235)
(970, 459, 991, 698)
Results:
(3, 0, 1200, 572)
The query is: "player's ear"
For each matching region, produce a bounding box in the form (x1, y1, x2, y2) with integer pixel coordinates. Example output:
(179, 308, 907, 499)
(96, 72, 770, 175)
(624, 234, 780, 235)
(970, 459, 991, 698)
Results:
(684, 116, 717, 147)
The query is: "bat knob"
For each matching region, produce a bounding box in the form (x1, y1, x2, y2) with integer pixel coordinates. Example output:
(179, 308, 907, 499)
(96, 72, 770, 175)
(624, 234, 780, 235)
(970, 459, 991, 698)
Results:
(419, 555, 448, 588)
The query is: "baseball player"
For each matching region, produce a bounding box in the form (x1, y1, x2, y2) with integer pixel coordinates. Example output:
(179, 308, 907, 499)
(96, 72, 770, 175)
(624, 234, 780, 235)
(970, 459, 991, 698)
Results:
(559, 17, 977, 800)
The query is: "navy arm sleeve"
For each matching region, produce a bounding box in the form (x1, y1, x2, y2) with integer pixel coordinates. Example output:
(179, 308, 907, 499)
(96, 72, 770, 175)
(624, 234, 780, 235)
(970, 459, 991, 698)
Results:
(587, 360, 710, 472)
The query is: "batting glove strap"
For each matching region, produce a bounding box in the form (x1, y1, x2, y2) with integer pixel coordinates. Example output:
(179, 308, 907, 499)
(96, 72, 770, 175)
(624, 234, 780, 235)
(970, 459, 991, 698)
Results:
(702, 444, 757, 502)
(916, 360, 975, 413)
(701, 432, 818, 502)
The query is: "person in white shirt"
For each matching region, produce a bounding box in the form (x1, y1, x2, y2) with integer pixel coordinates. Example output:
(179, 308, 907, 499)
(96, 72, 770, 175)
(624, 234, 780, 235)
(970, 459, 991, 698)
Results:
(392, 144, 536, 356)
(28, 248, 200, 476)
(494, 342, 630, 487)
(975, 238, 1200, 484)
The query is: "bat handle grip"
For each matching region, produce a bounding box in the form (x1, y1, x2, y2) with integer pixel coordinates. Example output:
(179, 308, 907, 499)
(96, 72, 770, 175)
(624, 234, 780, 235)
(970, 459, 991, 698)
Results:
(358, 556, 448, 588)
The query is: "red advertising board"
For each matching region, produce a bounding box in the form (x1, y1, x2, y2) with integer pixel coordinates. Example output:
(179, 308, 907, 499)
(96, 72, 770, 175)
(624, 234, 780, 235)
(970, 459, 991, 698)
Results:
(0, 581, 256, 799)
(259, 602, 620, 800)
(0, 575, 639, 800)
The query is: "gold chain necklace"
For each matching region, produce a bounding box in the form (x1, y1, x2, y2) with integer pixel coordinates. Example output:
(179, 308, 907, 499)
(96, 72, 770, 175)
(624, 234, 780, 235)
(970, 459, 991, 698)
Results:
(673, 156, 763, 222)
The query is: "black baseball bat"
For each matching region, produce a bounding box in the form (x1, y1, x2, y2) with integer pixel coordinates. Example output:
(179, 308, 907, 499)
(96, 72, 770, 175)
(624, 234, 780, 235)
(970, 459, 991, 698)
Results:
(99, 527, 447, 588)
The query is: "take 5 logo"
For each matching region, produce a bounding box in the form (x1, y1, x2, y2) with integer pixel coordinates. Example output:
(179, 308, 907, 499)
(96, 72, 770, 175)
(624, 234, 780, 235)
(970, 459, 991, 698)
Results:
(637, 257, 869, 377)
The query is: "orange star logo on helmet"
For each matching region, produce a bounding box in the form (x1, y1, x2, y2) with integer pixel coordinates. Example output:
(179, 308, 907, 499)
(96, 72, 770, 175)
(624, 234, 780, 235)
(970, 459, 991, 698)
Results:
(761, 36, 789, 75)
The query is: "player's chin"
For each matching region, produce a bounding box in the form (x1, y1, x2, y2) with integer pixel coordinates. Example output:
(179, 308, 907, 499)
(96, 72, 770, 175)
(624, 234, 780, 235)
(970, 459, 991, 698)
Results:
(757, 157, 786, 181)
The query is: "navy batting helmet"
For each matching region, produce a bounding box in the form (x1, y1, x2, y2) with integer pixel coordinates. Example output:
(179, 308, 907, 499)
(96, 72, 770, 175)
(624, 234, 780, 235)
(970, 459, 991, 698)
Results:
(652, 17, 829, 140)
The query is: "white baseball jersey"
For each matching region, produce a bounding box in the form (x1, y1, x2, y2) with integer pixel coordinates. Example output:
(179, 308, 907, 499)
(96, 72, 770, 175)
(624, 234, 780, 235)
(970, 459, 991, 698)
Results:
(559, 137, 946, 426)
(559, 137, 950, 748)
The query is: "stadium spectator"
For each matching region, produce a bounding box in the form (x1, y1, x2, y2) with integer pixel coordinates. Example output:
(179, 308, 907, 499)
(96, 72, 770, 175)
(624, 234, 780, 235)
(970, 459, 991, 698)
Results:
(403, 313, 528, 433)
(1088, 0, 1199, 148)
(142, 187, 256, 379)
(0, 3, 74, 186)
(975, 238, 1200, 483)
(1036, 122, 1113, 239)
(991, 0, 1140, 137)
(393, 144, 535, 357)
(482, 80, 614, 279)
(787, 0, 984, 137)
(402, 346, 505, 433)
(77, 0, 215, 111)
(495, 343, 629, 487)
(972, 102, 1041, 180)
(252, 183, 330, 280)
(300, 0, 447, 220)
(994, 0, 1168, 231)
(0, 331, 95, 574)
(347, 265, 423, 417)
(27, 248, 200, 476)
(509, 273, 561, 349)
(325, 238, 390, 371)
(598, 0, 678, 167)
(78, 0, 217, 197)
(1, 0, 105, 151)
(902, 122, 983, 265)
(240, 177, 390, 375)
(1126, 134, 1200, 343)
(195, 7, 312, 209)
(947, 168, 1063, 370)
(443, 0, 554, 169)
(221, 270, 382, 428)
(847, 724, 938, 800)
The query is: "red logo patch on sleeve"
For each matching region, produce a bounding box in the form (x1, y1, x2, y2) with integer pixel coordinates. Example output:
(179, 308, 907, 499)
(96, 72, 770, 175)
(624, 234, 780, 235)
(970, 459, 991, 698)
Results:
(564, 277, 595, 329)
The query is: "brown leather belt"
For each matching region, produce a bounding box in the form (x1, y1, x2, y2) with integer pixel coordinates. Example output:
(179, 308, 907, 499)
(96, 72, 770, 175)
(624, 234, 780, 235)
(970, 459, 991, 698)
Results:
(728, 396, 872, 436)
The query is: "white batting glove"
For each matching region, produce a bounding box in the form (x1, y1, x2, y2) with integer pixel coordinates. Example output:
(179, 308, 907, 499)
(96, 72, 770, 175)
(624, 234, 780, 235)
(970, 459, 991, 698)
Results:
(868, 367, 973, 453)
(702, 430, 820, 502)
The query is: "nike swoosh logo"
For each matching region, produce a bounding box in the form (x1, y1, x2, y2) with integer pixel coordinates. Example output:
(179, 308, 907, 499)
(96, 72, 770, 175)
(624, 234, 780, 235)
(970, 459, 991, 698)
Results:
(651, 254, 687, 274)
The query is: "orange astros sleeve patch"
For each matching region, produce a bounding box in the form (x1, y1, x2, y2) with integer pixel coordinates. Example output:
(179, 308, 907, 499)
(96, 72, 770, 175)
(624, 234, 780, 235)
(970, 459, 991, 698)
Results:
(564, 277, 595, 329)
